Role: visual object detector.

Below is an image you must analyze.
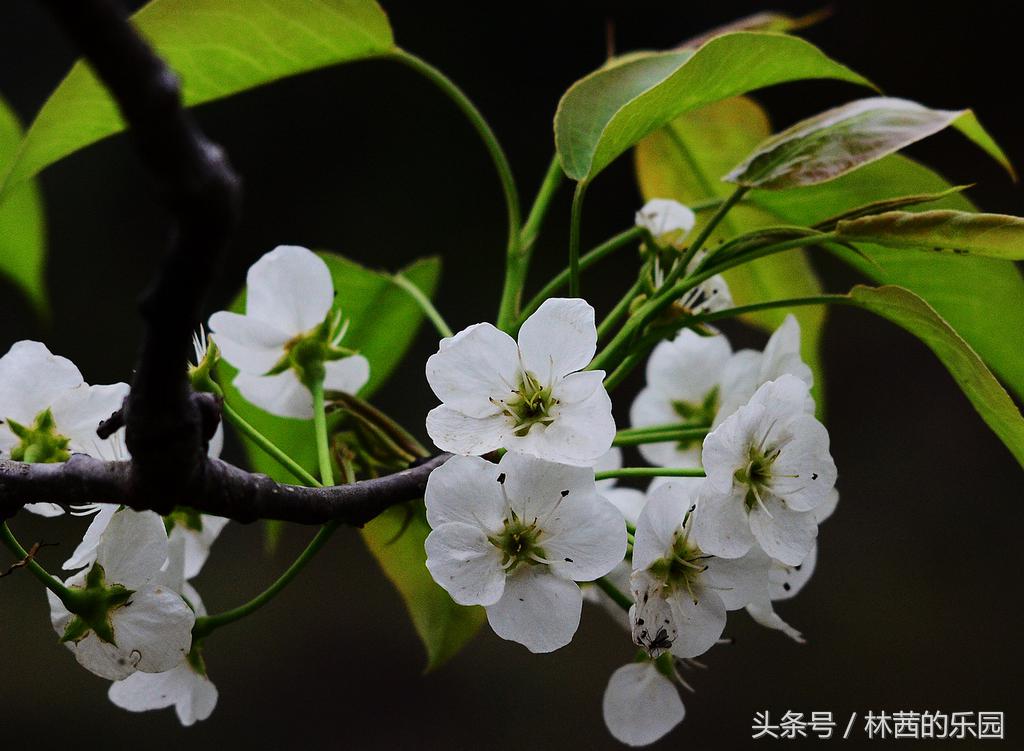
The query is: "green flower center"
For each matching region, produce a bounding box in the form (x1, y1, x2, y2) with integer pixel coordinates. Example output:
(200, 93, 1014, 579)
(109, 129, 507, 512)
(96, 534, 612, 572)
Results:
(734, 443, 781, 511)
(649, 527, 707, 596)
(490, 515, 545, 572)
(671, 387, 718, 450)
(6, 408, 71, 463)
(265, 309, 358, 389)
(502, 371, 557, 437)
(165, 506, 204, 534)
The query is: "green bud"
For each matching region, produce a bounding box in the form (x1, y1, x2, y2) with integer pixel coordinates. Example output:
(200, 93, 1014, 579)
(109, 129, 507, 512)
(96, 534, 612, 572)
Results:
(7, 408, 71, 463)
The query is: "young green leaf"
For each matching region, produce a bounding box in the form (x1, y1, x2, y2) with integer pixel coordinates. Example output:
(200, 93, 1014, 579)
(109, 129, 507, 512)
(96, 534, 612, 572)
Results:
(634, 96, 828, 409)
(811, 185, 970, 228)
(556, 31, 873, 183)
(848, 285, 1024, 469)
(725, 97, 1014, 189)
(835, 210, 1024, 259)
(0, 0, 394, 198)
(0, 96, 47, 314)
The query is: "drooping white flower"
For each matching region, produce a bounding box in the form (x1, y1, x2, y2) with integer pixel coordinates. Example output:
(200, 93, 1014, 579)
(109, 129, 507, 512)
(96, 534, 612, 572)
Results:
(745, 487, 838, 641)
(696, 375, 837, 566)
(629, 481, 768, 659)
(715, 314, 813, 424)
(603, 661, 686, 747)
(424, 452, 627, 653)
(209, 245, 370, 419)
(630, 330, 732, 467)
(635, 199, 696, 247)
(425, 298, 615, 466)
(48, 509, 195, 680)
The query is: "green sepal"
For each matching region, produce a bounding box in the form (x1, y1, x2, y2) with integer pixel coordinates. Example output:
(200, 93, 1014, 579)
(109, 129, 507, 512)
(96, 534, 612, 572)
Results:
(7, 408, 71, 463)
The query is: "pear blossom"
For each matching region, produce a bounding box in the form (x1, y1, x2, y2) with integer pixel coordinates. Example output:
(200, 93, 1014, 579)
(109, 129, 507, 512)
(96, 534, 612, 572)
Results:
(0, 341, 128, 516)
(425, 298, 615, 466)
(209, 245, 369, 419)
(630, 330, 732, 467)
(635, 198, 696, 248)
(424, 452, 627, 653)
(630, 481, 767, 659)
(603, 660, 685, 746)
(696, 375, 837, 566)
(48, 509, 195, 680)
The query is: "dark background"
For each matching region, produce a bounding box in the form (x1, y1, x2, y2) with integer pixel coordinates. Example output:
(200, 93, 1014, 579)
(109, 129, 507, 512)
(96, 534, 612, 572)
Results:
(1, 1, 1021, 748)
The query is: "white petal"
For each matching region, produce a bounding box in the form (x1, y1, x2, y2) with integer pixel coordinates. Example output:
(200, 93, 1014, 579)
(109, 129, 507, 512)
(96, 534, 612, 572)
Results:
(603, 662, 685, 747)
(632, 482, 693, 571)
(701, 401, 766, 494)
(233, 369, 312, 419)
(769, 416, 837, 512)
(157, 533, 188, 594)
(542, 491, 627, 582)
(324, 355, 370, 395)
(51, 382, 130, 455)
(108, 663, 219, 727)
(111, 583, 195, 673)
(68, 631, 142, 680)
(644, 329, 731, 403)
(425, 405, 510, 456)
(499, 452, 595, 526)
(524, 386, 615, 467)
(425, 323, 520, 418)
(96, 510, 169, 588)
(207, 423, 224, 460)
(177, 515, 230, 581)
(207, 311, 292, 374)
(691, 487, 755, 560)
(245, 245, 334, 334)
(423, 454, 506, 531)
(666, 587, 726, 659)
(424, 523, 505, 607)
(746, 598, 805, 643)
(813, 488, 839, 525)
(554, 369, 604, 404)
(629, 386, 678, 428)
(635, 198, 696, 241)
(714, 349, 763, 424)
(517, 298, 597, 383)
(0, 340, 83, 427)
(64, 504, 118, 571)
(24, 503, 65, 517)
(603, 487, 647, 527)
(703, 547, 771, 611)
(749, 496, 817, 566)
(759, 314, 813, 388)
(593, 447, 623, 491)
(486, 566, 582, 653)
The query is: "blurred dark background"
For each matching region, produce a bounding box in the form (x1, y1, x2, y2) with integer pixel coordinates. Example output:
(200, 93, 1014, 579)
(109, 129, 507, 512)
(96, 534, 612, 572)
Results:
(1, 1, 1021, 748)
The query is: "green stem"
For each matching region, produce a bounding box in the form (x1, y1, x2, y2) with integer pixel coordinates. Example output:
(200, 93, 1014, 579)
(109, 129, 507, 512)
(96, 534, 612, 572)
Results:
(222, 402, 321, 487)
(311, 380, 335, 487)
(520, 154, 564, 250)
(392, 272, 453, 338)
(519, 226, 645, 323)
(595, 575, 632, 611)
(595, 467, 706, 481)
(612, 427, 709, 448)
(672, 185, 748, 279)
(597, 271, 648, 343)
(568, 181, 588, 298)
(689, 295, 849, 326)
(392, 51, 520, 253)
(1, 522, 76, 606)
(615, 422, 709, 438)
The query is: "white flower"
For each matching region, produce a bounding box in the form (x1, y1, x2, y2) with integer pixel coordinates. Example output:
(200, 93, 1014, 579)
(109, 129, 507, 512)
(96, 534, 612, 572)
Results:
(696, 375, 837, 566)
(635, 199, 695, 247)
(630, 330, 732, 467)
(745, 487, 838, 641)
(603, 661, 686, 747)
(630, 481, 768, 659)
(209, 245, 370, 419)
(48, 509, 195, 680)
(0, 340, 128, 516)
(425, 298, 615, 466)
(424, 452, 627, 653)
(715, 314, 813, 424)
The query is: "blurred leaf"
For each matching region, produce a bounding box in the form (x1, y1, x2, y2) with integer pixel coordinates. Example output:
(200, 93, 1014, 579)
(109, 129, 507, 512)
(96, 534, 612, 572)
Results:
(0, 96, 46, 313)
(0, 0, 394, 197)
(748, 155, 1024, 400)
(556, 32, 873, 182)
(220, 253, 478, 668)
(678, 9, 832, 49)
(835, 210, 1024, 259)
(362, 502, 486, 671)
(725, 98, 1014, 189)
(812, 185, 970, 227)
(635, 97, 828, 408)
(848, 285, 1024, 469)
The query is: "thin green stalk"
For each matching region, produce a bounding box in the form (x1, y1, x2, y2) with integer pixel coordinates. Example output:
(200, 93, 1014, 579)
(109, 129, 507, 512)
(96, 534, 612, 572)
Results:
(392, 273, 453, 338)
(520, 154, 564, 250)
(568, 181, 588, 298)
(311, 380, 335, 487)
(222, 401, 321, 487)
(689, 295, 850, 326)
(595, 575, 632, 611)
(615, 422, 709, 439)
(1, 522, 76, 606)
(672, 185, 748, 279)
(595, 467, 706, 481)
(612, 427, 709, 448)
(519, 226, 645, 323)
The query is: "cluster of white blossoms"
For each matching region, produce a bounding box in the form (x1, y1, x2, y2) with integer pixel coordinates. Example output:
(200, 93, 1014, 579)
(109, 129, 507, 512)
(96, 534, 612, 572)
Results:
(422, 199, 840, 746)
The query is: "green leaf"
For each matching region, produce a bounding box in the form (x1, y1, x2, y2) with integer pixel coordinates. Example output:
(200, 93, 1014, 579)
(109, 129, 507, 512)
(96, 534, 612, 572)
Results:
(847, 285, 1024, 469)
(0, 0, 394, 197)
(748, 154, 1024, 400)
(556, 31, 873, 183)
(221, 253, 481, 668)
(678, 8, 833, 49)
(835, 210, 1024, 259)
(812, 185, 970, 228)
(634, 96, 828, 408)
(361, 502, 486, 671)
(0, 96, 47, 313)
(725, 97, 1015, 189)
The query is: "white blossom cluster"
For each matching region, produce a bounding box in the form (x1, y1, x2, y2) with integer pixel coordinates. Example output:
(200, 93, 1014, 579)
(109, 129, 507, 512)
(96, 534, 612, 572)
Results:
(422, 199, 839, 746)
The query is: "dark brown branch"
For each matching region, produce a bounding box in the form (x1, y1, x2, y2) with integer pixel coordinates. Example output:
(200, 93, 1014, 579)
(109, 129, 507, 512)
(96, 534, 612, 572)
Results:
(0, 455, 450, 526)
